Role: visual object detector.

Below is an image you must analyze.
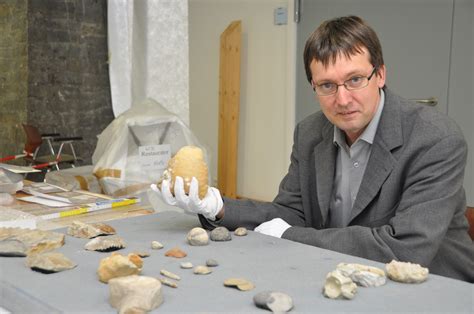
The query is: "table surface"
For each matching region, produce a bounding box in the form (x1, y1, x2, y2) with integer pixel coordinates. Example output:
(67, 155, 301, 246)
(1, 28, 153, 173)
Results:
(0, 210, 473, 313)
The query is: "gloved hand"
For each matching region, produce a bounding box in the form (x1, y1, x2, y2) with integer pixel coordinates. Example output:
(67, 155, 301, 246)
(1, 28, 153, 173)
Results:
(254, 218, 291, 238)
(150, 176, 223, 221)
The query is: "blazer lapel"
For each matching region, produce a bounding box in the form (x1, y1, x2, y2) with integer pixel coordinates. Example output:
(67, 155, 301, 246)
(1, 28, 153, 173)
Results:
(314, 122, 337, 226)
(349, 88, 403, 223)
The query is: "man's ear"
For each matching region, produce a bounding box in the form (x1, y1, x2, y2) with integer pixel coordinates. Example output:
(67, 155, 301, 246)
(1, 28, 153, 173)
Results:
(376, 65, 386, 88)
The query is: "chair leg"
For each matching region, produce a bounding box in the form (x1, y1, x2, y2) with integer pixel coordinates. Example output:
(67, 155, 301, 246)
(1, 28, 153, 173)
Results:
(68, 142, 78, 167)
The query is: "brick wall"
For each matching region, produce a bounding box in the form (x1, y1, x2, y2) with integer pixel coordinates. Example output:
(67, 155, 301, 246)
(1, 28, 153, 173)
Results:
(27, 0, 114, 165)
(0, 0, 28, 158)
(0, 0, 113, 165)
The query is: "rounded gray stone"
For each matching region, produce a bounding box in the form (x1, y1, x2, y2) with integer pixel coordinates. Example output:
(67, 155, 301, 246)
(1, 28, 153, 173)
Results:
(210, 227, 232, 241)
(206, 259, 219, 267)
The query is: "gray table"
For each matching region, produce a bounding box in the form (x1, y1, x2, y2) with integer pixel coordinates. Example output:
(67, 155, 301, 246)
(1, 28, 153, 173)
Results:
(0, 211, 473, 313)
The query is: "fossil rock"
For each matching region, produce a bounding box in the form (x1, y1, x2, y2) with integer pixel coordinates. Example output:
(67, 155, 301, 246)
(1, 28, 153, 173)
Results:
(162, 146, 209, 199)
(151, 240, 164, 250)
(206, 259, 219, 267)
(0, 227, 65, 255)
(336, 263, 386, 287)
(26, 252, 77, 273)
(186, 227, 209, 246)
(323, 270, 357, 300)
(67, 221, 116, 239)
(97, 252, 142, 283)
(0, 238, 28, 257)
(194, 265, 212, 275)
(210, 227, 232, 241)
(253, 291, 294, 313)
(234, 227, 248, 236)
(164, 247, 187, 258)
(109, 275, 163, 313)
(159, 277, 178, 288)
(224, 278, 255, 291)
(160, 269, 180, 281)
(84, 235, 126, 252)
(386, 260, 429, 283)
(180, 262, 193, 269)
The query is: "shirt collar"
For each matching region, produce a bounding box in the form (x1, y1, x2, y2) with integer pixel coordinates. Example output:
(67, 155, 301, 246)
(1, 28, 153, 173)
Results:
(333, 89, 385, 146)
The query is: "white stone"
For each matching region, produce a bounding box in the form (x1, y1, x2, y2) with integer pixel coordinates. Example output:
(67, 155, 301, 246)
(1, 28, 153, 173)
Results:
(180, 262, 193, 269)
(151, 241, 164, 250)
(109, 275, 163, 313)
(186, 227, 209, 246)
(386, 260, 429, 283)
(336, 263, 386, 287)
(323, 270, 357, 300)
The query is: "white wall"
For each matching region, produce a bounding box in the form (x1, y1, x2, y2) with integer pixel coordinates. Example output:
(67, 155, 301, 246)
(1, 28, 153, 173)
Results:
(189, 0, 295, 201)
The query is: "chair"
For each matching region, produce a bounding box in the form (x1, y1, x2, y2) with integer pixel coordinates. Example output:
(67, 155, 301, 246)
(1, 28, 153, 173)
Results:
(22, 124, 82, 171)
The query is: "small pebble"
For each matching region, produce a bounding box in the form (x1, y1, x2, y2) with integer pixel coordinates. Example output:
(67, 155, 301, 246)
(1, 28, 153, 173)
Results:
(234, 227, 248, 236)
(164, 247, 187, 258)
(180, 262, 193, 269)
(159, 277, 178, 288)
(194, 265, 212, 275)
(210, 227, 232, 241)
(160, 269, 180, 280)
(151, 241, 163, 250)
(224, 278, 255, 291)
(206, 259, 219, 267)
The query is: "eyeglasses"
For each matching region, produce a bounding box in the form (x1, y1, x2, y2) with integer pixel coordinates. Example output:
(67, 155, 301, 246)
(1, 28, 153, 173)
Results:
(312, 67, 378, 96)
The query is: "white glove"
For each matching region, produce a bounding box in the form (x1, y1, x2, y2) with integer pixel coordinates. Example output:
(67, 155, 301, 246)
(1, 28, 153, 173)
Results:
(254, 218, 291, 238)
(150, 176, 223, 221)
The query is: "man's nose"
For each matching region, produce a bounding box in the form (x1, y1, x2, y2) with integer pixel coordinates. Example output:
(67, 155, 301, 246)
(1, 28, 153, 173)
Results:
(335, 85, 352, 106)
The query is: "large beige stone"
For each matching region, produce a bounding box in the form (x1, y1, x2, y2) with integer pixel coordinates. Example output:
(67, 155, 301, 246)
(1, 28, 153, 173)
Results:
(162, 146, 208, 199)
(98, 253, 142, 283)
(109, 275, 163, 313)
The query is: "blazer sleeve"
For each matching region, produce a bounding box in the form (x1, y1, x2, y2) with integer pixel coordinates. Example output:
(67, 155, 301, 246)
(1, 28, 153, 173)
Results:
(199, 125, 308, 231)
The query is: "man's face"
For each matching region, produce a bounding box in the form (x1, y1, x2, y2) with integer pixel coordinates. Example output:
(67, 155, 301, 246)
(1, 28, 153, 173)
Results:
(310, 48, 386, 144)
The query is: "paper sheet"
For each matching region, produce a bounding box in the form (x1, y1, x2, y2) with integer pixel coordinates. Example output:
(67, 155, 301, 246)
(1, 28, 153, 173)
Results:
(17, 196, 73, 208)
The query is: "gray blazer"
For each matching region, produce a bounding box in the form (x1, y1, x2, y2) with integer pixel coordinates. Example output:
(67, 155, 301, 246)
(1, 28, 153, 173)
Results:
(201, 88, 474, 282)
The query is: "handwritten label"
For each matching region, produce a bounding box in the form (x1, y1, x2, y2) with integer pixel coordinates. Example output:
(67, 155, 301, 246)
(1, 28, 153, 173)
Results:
(138, 144, 171, 172)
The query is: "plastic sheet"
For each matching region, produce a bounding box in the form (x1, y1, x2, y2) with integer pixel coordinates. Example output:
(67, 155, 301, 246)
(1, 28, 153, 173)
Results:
(0, 168, 23, 194)
(92, 98, 207, 197)
(45, 165, 101, 194)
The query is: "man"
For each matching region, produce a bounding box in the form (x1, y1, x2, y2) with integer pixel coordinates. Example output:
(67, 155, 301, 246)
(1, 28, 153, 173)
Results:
(152, 16, 474, 282)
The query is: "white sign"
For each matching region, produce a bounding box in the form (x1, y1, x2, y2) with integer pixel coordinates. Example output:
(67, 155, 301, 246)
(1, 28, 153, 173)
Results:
(139, 144, 171, 172)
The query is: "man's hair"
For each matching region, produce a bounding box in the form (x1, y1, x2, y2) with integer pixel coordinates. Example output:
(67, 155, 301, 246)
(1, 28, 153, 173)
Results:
(303, 15, 384, 83)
